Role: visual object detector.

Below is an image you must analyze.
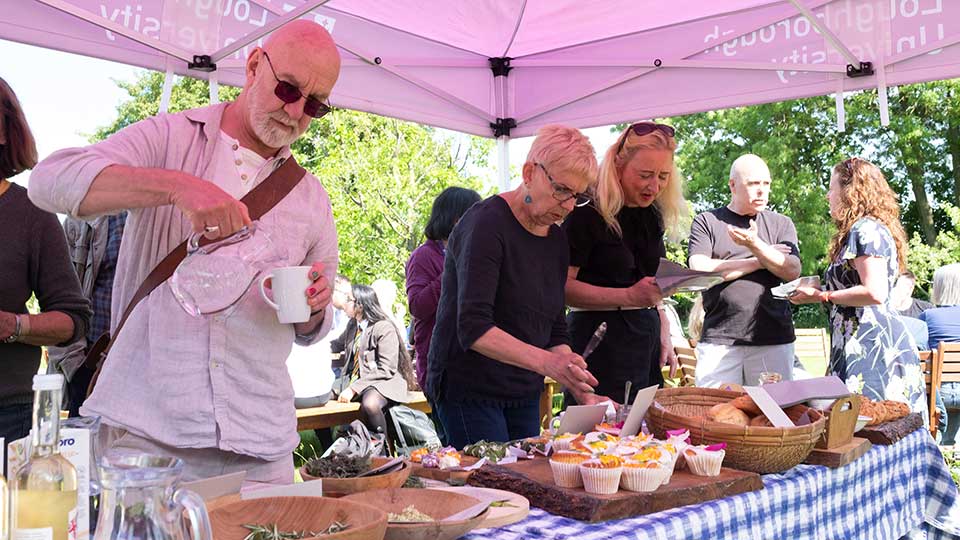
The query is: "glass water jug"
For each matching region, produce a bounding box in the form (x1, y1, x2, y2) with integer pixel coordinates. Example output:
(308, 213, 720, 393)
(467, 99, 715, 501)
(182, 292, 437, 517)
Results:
(93, 454, 211, 540)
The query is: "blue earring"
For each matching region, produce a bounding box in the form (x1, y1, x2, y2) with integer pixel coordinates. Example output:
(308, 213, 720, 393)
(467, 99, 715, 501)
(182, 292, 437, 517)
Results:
(524, 194, 533, 204)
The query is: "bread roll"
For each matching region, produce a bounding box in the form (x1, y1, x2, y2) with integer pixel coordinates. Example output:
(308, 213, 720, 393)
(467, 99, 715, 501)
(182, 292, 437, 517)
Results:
(730, 395, 762, 416)
(707, 403, 750, 426)
(749, 414, 773, 427)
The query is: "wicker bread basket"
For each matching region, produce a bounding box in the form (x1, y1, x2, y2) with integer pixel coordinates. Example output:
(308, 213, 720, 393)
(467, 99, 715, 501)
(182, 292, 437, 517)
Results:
(646, 387, 826, 474)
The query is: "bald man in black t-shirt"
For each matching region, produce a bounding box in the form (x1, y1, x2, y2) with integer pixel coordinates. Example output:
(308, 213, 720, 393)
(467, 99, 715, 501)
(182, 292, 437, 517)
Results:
(688, 154, 802, 387)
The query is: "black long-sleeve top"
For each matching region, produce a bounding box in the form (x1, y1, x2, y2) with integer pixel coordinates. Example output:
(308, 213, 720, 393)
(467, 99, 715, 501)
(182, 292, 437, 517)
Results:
(426, 195, 570, 405)
(0, 183, 92, 405)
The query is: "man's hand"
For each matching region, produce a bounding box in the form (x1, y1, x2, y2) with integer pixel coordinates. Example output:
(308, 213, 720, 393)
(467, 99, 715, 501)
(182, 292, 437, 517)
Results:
(168, 173, 252, 239)
(541, 351, 598, 396)
(727, 220, 761, 249)
(305, 263, 332, 315)
(626, 277, 663, 308)
(338, 388, 355, 403)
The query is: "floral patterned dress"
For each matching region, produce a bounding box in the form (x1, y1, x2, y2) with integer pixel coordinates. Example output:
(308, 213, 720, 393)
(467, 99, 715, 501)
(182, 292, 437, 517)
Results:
(824, 217, 927, 421)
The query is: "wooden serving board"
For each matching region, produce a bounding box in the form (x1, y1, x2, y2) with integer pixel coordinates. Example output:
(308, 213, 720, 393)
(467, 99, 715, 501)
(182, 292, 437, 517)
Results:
(467, 457, 763, 522)
(409, 456, 479, 483)
(434, 486, 530, 528)
(856, 413, 924, 445)
(805, 437, 871, 468)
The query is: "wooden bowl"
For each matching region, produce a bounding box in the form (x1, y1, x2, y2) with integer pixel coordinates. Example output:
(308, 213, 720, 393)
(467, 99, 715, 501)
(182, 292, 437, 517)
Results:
(209, 496, 387, 540)
(342, 488, 487, 540)
(300, 457, 412, 498)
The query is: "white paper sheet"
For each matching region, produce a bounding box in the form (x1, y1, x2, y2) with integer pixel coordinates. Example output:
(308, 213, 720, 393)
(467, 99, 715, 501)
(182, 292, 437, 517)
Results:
(557, 404, 607, 435)
(619, 385, 659, 437)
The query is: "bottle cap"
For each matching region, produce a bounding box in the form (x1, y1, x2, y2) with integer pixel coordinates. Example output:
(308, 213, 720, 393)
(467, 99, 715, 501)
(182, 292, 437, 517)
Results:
(33, 373, 64, 391)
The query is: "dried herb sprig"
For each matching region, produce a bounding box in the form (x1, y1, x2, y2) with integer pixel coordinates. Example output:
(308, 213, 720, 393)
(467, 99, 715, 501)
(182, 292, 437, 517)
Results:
(242, 521, 349, 540)
(303, 454, 372, 478)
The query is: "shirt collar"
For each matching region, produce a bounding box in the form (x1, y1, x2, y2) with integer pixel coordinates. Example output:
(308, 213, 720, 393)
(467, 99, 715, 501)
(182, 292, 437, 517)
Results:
(186, 102, 294, 163)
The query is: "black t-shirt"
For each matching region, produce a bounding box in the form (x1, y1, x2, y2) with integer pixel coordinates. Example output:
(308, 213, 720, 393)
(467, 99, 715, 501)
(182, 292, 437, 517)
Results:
(426, 195, 571, 405)
(563, 204, 665, 287)
(688, 207, 799, 346)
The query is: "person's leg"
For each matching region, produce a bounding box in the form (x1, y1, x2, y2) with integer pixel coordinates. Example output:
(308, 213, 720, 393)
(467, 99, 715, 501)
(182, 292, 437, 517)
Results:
(67, 366, 95, 417)
(940, 382, 960, 446)
(426, 396, 447, 446)
(742, 343, 795, 386)
(503, 398, 543, 441)
(358, 388, 390, 437)
(435, 399, 509, 448)
(695, 343, 743, 387)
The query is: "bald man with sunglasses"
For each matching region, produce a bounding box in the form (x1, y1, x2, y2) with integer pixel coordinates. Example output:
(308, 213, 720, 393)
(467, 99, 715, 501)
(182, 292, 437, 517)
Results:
(29, 20, 341, 486)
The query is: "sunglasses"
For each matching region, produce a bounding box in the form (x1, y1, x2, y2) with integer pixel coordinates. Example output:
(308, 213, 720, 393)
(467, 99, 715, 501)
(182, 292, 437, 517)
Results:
(261, 51, 332, 119)
(536, 162, 592, 207)
(616, 122, 676, 155)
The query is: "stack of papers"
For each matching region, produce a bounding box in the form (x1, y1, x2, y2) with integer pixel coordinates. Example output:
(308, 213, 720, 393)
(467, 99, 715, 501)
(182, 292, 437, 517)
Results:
(656, 258, 723, 296)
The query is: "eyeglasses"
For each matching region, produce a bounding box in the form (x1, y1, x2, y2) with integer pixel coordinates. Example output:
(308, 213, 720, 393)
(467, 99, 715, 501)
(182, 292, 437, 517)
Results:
(346, 297, 356, 305)
(616, 122, 676, 155)
(536, 162, 591, 207)
(260, 51, 332, 119)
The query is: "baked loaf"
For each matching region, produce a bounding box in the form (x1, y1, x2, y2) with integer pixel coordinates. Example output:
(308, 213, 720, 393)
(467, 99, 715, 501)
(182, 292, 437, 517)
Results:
(730, 395, 762, 416)
(707, 403, 750, 426)
(858, 395, 911, 426)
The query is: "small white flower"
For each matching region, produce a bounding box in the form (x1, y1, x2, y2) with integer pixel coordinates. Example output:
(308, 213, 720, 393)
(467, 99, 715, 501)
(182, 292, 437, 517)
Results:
(845, 336, 864, 358)
(846, 374, 864, 393)
(886, 375, 906, 401)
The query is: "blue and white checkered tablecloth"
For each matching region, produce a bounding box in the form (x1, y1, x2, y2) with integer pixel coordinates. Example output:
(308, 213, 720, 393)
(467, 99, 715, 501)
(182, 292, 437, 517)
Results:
(465, 428, 960, 540)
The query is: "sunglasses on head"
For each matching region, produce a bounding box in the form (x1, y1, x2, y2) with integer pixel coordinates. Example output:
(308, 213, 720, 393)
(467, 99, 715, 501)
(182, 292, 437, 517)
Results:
(616, 122, 676, 154)
(261, 51, 332, 119)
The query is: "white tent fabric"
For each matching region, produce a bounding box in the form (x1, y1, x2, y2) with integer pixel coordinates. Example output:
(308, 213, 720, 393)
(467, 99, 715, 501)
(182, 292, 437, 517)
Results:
(3, 0, 959, 139)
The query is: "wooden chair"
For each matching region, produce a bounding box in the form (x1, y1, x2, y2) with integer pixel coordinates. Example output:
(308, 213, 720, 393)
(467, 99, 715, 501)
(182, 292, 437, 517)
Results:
(937, 343, 960, 435)
(675, 342, 698, 387)
(794, 328, 831, 377)
(920, 350, 938, 436)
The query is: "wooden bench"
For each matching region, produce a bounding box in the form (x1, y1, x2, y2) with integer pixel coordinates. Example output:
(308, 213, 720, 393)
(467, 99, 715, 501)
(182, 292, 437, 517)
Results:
(296, 392, 431, 431)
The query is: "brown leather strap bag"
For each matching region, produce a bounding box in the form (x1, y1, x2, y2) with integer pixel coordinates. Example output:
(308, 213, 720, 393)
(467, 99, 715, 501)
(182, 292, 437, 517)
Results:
(84, 157, 307, 396)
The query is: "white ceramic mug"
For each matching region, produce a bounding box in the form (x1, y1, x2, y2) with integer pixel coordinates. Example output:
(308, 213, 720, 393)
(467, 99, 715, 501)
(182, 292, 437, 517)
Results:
(259, 266, 312, 323)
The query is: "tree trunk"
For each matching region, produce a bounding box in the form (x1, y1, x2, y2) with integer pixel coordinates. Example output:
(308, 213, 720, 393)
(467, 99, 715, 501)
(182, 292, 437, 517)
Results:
(905, 161, 938, 246)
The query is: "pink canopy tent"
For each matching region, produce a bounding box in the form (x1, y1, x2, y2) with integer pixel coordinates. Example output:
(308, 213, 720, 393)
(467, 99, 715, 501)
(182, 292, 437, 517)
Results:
(3, 0, 959, 188)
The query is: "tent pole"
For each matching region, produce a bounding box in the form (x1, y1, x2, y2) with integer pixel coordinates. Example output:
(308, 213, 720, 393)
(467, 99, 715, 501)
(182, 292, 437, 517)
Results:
(496, 137, 512, 193)
(159, 59, 176, 114)
(209, 71, 220, 105)
(786, 0, 859, 65)
(835, 79, 846, 133)
(34, 0, 191, 62)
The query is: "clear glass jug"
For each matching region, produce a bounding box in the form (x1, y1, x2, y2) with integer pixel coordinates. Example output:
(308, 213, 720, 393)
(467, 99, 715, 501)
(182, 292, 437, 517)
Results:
(93, 454, 211, 540)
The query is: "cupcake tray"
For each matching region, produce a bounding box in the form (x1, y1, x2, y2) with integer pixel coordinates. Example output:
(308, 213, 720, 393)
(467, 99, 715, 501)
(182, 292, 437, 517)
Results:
(467, 456, 763, 522)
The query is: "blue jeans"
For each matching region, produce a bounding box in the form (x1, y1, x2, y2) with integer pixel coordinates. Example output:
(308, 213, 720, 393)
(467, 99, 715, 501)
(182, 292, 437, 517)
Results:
(940, 382, 960, 445)
(435, 397, 540, 449)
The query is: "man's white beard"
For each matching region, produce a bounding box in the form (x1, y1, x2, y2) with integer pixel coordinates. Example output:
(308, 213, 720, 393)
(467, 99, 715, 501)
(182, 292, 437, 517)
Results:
(252, 111, 299, 149)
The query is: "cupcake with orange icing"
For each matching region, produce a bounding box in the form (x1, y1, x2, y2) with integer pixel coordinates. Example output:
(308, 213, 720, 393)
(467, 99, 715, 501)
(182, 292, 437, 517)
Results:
(683, 443, 726, 477)
(579, 455, 623, 495)
(572, 432, 619, 455)
(552, 432, 581, 452)
(549, 451, 590, 488)
(594, 422, 622, 437)
(620, 458, 668, 492)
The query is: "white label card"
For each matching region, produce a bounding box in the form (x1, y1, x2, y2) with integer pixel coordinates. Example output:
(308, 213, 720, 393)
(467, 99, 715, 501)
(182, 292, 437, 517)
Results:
(619, 385, 659, 437)
(13, 528, 53, 540)
(556, 404, 607, 435)
(745, 386, 795, 428)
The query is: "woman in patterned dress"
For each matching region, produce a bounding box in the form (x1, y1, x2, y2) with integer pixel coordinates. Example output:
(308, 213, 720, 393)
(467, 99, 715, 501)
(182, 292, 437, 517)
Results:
(790, 157, 926, 420)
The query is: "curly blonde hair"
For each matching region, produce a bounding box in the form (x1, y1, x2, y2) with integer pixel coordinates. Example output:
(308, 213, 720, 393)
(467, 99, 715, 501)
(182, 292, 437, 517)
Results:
(596, 124, 689, 241)
(827, 157, 908, 272)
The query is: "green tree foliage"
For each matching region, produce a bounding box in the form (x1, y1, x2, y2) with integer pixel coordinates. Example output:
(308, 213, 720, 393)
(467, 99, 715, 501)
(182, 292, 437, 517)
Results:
(92, 71, 493, 307)
(643, 80, 960, 328)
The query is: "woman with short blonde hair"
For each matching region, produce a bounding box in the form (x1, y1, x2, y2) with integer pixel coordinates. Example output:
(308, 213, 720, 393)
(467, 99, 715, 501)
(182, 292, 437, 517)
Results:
(562, 122, 689, 404)
(426, 124, 601, 447)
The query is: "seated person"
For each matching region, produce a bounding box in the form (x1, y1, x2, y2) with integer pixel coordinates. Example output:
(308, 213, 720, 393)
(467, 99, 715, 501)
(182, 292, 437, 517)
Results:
(921, 263, 960, 444)
(337, 284, 415, 437)
(892, 270, 934, 318)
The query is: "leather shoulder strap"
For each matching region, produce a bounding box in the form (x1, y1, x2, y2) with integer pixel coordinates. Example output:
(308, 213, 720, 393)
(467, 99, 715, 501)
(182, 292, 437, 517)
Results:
(83, 157, 307, 370)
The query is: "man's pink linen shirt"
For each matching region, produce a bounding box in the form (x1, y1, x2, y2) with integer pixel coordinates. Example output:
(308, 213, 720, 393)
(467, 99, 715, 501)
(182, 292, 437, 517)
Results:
(28, 103, 337, 461)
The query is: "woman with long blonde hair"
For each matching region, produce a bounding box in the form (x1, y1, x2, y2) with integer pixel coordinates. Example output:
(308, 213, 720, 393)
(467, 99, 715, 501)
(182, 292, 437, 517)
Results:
(792, 158, 926, 419)
(562, 122, 689, 404)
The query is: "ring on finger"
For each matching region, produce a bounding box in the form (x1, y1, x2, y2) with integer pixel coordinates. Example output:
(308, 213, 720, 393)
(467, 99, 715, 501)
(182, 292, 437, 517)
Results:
(204, 225, 220, 233)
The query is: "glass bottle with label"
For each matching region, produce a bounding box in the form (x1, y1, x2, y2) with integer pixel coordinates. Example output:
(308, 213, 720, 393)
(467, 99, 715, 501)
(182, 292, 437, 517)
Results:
(11, 374, 78, 540)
